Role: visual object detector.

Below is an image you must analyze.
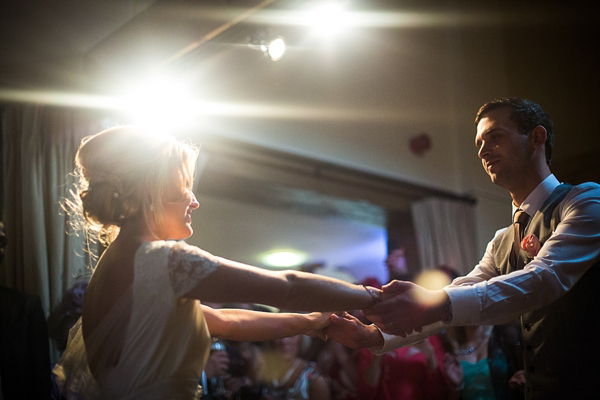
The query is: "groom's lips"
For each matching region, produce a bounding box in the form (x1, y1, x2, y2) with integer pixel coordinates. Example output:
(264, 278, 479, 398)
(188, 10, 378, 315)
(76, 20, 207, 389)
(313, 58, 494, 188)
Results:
(485, 159, 499, 172)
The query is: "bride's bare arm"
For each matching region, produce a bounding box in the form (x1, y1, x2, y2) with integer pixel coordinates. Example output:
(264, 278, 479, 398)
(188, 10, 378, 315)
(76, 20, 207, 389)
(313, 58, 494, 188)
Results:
(201, 305, 331, 341)
(185, 257, 380, 312)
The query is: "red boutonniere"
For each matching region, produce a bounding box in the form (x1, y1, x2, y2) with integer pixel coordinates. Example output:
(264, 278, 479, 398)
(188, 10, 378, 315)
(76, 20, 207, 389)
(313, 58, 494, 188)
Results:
(521, 234, 541, 259)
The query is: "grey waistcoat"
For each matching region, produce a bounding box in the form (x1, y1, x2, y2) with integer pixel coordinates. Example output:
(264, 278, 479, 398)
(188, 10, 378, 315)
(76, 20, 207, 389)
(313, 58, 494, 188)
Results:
(492, 184, 600, 399)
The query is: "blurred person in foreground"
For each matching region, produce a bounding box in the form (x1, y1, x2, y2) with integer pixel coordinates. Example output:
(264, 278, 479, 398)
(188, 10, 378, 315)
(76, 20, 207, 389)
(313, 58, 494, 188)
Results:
(0, 221, 52, 399)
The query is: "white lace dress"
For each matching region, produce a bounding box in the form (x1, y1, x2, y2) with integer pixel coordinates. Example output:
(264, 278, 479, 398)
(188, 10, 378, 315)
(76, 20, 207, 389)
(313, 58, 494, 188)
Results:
(54, 240, 219, 399)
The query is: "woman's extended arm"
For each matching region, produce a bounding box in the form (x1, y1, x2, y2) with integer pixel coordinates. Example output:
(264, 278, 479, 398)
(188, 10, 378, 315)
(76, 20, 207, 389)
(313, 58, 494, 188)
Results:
(186, 256, 380, 312)
(202, 305, 331, 342)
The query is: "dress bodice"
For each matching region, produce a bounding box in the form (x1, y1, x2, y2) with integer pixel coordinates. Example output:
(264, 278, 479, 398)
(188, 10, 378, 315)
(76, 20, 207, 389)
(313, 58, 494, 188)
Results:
(55, 240, 220, 399)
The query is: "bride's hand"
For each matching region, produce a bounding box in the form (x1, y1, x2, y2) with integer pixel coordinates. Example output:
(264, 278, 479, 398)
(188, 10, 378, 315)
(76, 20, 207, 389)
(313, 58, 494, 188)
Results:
(305, 312, 334, 340)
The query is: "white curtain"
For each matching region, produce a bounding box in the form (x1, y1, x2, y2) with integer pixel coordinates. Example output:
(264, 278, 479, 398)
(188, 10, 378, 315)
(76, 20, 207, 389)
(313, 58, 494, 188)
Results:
(1, 104, 100, 327)
(410, 197, 477, 275)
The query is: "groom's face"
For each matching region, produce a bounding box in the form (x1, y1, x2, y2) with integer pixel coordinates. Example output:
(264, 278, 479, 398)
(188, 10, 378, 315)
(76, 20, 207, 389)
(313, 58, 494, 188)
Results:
(475, 107, 533, 190)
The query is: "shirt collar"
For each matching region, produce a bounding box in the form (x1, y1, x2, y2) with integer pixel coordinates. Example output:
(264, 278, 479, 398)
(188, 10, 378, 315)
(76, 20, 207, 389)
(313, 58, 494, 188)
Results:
(512, 174, 561, 218)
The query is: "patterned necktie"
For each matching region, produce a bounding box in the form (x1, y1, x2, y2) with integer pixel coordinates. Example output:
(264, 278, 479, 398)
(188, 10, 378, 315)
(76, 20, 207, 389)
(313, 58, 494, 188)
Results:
(513, 209, 530, 268)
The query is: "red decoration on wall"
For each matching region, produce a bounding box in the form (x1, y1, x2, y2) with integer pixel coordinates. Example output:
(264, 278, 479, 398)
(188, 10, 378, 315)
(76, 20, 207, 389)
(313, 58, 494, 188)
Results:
(409, 132, 432, 156)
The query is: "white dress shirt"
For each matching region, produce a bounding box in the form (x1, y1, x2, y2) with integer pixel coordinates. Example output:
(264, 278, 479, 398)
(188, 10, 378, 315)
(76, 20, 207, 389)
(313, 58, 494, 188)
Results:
(374, 174, 600, 354)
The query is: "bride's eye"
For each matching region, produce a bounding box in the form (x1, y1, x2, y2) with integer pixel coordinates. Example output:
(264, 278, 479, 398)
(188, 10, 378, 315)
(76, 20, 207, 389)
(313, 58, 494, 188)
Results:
(164, 183, 187, 203)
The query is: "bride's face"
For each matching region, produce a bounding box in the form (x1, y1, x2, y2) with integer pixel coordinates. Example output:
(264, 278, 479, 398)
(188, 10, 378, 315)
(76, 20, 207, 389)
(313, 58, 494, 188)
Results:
(157, 171, 199, 240)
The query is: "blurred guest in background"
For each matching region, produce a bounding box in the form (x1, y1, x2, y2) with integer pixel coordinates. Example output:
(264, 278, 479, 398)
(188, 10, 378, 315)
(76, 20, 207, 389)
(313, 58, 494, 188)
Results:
(260, 335, 330, 400)
(444, 323, 524, 400)
(356, 332, 450, 400)
(385, 248, 412, 282)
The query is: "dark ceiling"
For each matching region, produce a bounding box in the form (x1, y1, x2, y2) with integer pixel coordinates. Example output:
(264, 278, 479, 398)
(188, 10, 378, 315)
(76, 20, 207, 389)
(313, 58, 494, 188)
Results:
(1, 0, 599, 184)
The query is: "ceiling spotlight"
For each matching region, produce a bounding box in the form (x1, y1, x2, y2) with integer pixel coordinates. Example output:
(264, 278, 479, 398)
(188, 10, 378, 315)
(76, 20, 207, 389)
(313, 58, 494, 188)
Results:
(118, 73, 199, 130)
(249, 30, 287, 61)
(266, 36, 286, 61)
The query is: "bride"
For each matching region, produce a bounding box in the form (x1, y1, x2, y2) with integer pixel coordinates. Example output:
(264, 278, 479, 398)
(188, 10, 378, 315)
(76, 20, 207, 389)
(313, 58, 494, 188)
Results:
(53, 126, 380, 399)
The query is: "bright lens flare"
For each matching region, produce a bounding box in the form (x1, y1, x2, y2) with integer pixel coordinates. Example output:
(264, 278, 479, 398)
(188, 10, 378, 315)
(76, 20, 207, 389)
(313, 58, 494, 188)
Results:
(310, 2, 349, 36)
(120, 75, 199, 130)
(413, 270, 453, 306)
(261, 250, 307, 268)
(415, 270, 453, 290)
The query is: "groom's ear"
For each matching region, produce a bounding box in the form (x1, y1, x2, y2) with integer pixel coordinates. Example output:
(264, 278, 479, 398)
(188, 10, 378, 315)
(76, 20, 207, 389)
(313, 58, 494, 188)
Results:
(529, 125, 547, 150)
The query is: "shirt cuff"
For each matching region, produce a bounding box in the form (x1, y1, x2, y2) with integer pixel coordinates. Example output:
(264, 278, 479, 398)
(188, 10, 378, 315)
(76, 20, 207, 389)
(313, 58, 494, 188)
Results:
(369, 322, 446, 355)
(445, 285, 481, 325)
(368, 329, 399, 355)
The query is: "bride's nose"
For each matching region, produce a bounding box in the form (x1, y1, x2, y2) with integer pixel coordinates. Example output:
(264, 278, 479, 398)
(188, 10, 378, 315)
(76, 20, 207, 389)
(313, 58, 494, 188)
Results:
(189, 191, 199, 210)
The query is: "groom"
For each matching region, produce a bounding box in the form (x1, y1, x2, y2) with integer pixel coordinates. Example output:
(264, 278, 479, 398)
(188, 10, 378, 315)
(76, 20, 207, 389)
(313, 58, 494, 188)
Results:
(327, 98, 600, 399)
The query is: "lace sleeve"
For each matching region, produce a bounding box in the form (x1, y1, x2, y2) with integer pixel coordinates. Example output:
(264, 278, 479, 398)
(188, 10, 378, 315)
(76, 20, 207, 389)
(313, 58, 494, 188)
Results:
(167, 241, 220, 297)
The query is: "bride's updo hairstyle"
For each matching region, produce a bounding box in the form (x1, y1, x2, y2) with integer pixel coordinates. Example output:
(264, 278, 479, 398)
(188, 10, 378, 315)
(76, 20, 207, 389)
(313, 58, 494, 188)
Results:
(72, 125, 198, 245)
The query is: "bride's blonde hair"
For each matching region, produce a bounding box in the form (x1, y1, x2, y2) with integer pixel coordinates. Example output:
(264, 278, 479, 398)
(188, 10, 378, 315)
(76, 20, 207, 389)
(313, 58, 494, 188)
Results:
(69, 125, 198, 246)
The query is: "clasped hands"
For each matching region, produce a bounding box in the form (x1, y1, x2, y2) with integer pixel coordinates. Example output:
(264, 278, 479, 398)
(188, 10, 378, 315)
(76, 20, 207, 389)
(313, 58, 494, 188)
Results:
(365, 280, 448, 336)
(323, 280, 449, 348)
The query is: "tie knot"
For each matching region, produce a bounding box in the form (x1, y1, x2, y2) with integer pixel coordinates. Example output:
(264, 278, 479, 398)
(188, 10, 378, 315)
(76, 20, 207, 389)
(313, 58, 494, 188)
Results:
(514, 209, 529, 225)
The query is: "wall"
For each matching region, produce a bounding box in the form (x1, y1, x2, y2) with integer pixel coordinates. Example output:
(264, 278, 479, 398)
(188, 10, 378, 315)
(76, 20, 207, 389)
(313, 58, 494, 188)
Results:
(192, 6, 514, 264)
(189, 193, 388, 284)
